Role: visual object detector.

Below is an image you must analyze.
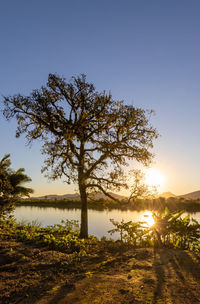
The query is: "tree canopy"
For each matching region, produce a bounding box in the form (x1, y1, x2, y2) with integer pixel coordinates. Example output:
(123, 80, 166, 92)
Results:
(3, 74, 158, 237)
(0, 154, 33, 216)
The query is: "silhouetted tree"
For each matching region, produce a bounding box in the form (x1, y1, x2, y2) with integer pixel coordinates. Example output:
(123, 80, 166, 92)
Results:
(0, 154, 33, 216)
(128, 170, 158, 203)
(3, 74, 158, 237)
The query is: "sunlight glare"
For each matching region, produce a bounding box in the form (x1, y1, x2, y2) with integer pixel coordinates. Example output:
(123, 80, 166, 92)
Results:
(145, 169, 164, 188)
(142, 211, 155, 227)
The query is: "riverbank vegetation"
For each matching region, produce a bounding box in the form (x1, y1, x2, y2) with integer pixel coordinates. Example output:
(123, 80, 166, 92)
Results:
(1, 208, 200, 253)
(16, 196, 200, 212)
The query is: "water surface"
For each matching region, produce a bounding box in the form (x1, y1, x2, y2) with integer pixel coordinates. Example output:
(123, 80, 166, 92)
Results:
(14, 206, 200, 239)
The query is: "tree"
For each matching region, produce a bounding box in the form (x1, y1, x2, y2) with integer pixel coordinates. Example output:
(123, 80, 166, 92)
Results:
(128, 170, 158, 203)
(0, 154, 33, 216)
(3, 74, 158, 237)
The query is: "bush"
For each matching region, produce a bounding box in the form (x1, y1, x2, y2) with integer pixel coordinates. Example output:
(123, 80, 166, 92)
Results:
(108, 209, 200, 251)
(0, 218, 98, 256)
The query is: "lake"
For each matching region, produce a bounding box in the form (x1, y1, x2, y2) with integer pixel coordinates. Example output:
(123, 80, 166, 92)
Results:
(14, 206, 200, 239)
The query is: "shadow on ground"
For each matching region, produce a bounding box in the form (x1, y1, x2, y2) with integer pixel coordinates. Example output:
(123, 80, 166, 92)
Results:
(0, 241, 200, 304)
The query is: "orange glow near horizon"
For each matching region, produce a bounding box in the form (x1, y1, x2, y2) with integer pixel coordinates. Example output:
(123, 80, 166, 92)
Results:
(145, 169, 165, 191)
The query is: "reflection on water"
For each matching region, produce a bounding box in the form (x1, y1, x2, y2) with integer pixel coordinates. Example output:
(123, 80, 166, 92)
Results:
(142, 211, 155, 227)
(14, 206, 200, 240)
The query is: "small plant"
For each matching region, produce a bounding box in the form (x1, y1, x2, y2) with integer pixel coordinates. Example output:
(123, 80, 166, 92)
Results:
(108, 219, 146, 245)
(109, 219, 132, 242)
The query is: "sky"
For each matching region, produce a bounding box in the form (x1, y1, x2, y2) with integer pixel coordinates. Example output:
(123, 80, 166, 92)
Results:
(0, 0, 200, 196)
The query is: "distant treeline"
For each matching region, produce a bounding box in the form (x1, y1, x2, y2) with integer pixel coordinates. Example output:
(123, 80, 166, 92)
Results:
(16, 197, 200, 212)
(16, 198, 107, 210)
(131, 197, 200, 213)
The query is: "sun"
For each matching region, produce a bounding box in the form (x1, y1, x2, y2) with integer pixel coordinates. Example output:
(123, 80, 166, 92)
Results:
(145, 169, 164, 188)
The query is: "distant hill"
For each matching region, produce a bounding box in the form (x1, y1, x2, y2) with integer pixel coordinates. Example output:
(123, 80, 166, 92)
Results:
(177, 190, 200, 200)
(158, 192, 176, 198)
(159, 191, 200, 200)
(30, 192, 126, 201)
(88, 192, 126, 201)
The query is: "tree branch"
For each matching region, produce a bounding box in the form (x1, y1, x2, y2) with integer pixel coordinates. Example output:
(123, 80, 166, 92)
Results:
(86, 183, 120, 202)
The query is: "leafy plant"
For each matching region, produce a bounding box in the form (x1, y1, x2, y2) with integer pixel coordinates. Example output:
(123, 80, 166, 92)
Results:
(108, 209, 200, 251)
(0, 218, 98, 256)
(108, 218, 145, 245)
(0, 154, 33, 217)
(151, 209, 200, 249)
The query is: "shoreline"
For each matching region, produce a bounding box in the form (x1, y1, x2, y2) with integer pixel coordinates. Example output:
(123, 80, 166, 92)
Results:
(16, 198, 200, 212)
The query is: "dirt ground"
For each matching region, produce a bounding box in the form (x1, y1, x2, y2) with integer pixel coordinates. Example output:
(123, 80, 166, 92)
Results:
(0, 240, 200, 304)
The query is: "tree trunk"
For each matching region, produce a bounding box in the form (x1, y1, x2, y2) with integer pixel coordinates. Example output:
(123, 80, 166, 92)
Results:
(79, 184, 88, 238)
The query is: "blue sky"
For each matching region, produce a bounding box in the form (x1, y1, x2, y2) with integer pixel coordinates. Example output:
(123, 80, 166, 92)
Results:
(1, 0, 200, 195)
